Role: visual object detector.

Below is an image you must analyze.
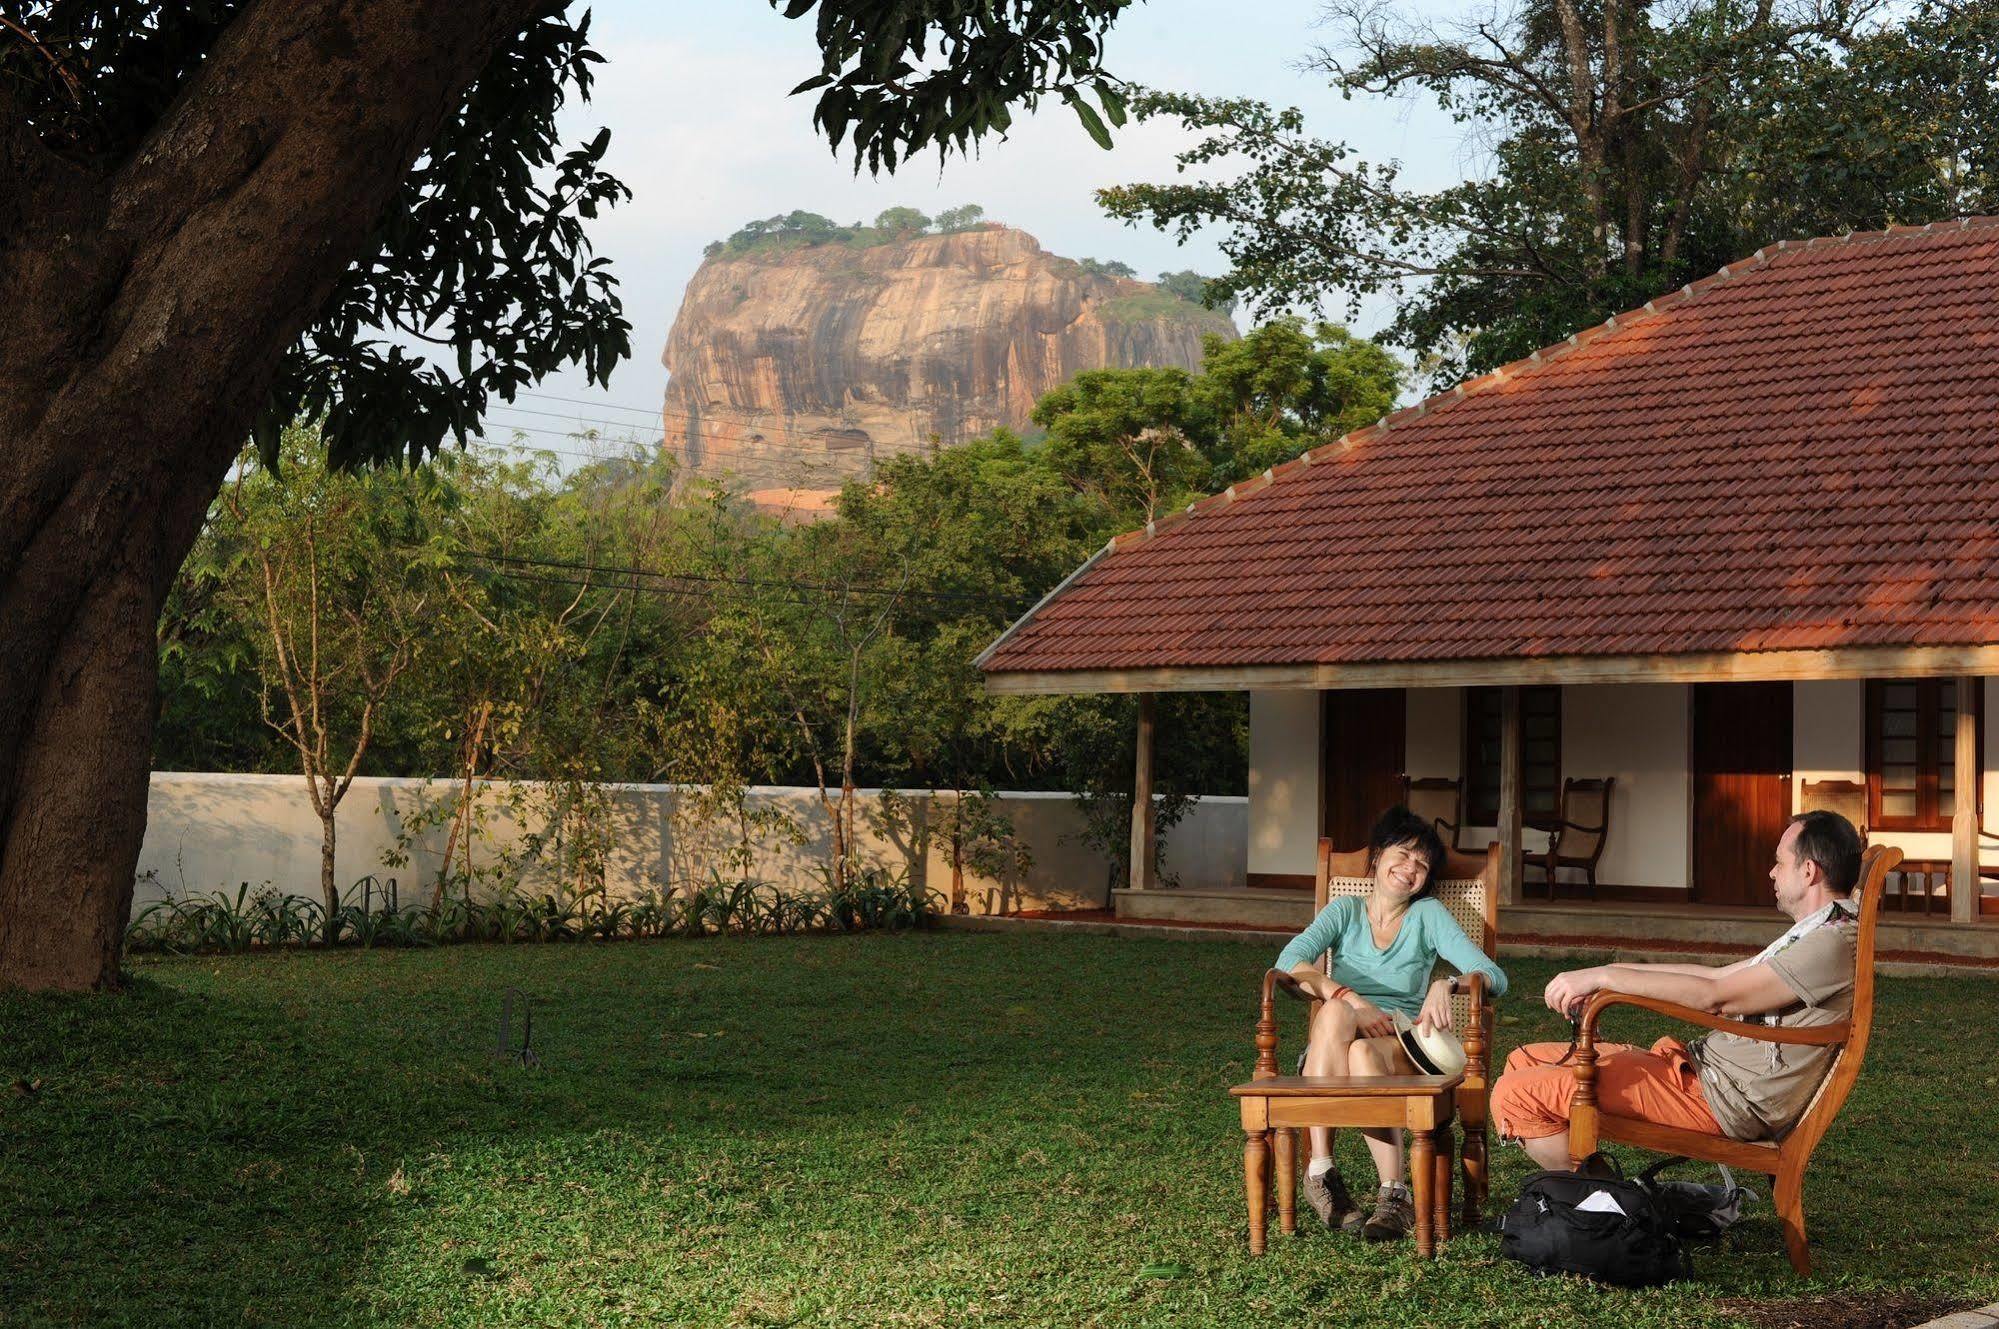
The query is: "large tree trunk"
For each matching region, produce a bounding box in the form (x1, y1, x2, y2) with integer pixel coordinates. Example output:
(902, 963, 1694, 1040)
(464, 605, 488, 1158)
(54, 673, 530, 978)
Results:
(0, 0, 543, 991)
(0, 463, 221, 989)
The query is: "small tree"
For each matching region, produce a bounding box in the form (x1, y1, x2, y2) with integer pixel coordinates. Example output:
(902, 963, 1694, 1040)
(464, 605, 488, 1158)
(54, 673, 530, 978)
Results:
(933, 788, 1031, 914)
(873, 206, 933, 235)
(934, 204, 987, 232)
(218, 427, 450, 940)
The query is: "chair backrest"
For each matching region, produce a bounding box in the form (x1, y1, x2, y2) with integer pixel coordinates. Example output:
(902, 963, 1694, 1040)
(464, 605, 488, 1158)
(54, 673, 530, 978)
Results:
(1404, 777, 1464, 849)
(1782, 843, 1897, 1153)
(1800, 778, 1870, 841)
(1314, 836, 1502, 1029)
(1555, 777, 1614, 861)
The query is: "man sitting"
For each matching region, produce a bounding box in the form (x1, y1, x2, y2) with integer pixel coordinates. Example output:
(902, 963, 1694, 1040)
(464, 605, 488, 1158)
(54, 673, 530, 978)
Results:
(1492, 810, 1864, 1167)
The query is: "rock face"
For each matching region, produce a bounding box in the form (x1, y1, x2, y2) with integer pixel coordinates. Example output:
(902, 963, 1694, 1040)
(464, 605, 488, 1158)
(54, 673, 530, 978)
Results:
(659, 226, 1236, 490)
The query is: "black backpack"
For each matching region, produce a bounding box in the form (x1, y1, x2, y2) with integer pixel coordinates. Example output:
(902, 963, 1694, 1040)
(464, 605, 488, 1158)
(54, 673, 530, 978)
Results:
(1499, 1155, 1691, 1287)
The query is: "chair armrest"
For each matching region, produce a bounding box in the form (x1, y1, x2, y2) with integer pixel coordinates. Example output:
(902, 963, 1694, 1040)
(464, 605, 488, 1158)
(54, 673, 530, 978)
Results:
(1577, 990, 1849, 1048)
(1255, 968, 1312, 1079)
(1566, 990, 1845, 1167)
(1461, 973, 1490, 1084)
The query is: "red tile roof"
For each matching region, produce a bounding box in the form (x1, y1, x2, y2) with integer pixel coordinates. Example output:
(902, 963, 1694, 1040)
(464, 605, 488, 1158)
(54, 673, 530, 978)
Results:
(979, 219, 1999, 677)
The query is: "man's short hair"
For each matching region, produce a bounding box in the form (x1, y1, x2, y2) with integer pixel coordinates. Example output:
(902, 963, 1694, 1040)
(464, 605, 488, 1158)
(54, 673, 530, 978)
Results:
(1368, 805, 1450, 899)
(1788, 810, 1864, 893)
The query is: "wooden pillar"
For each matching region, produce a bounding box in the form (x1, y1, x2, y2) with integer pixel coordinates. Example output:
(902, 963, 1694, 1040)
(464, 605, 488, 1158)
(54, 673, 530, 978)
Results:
(1130, 692, 1158, 892)
(1497, 685, 1523, 907)
(1952, 677, 1978, 923)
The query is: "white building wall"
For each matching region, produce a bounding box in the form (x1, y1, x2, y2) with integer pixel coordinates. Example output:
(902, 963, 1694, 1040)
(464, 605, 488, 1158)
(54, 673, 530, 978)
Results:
(1243, 677, 1999, 896)
(1560, 685, 1690, 891)
(1248, 690, 1321, 878)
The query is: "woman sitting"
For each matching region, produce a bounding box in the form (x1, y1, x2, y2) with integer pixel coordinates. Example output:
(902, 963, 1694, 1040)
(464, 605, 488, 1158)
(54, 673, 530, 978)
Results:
(1273, 805, 1508, 1240)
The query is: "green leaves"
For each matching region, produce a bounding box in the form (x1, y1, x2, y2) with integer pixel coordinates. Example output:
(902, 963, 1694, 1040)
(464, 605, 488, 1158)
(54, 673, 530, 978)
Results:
(1101, 1, 1999, 385)
(772, 0, 1138, 172)
(1066, 87, 1114, 150)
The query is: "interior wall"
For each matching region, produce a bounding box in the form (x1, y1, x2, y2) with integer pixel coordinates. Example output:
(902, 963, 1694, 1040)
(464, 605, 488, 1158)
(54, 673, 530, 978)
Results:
(1247, 690, 1322, 878)
(1406, 687, 1462, 779)
(1793, 679, 1863, 805)
(1558, 684, 1691, 891)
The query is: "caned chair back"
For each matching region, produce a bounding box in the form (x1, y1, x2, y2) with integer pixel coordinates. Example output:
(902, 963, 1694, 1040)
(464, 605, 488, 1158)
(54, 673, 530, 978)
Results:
(1799, 778, 1869, 841)
(1784, 843, 1896, 1143)
(1404, 777, 1465, 850)
(1556, 778, 1613, 859)
(1315, 838, 1502, 1030)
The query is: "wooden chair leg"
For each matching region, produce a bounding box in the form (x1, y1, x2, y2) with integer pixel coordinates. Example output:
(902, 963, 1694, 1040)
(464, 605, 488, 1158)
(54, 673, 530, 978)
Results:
(1244, 1129, 1270, 1256)
(1275, 1127, 1298, 1235)
(1431, 1127, 1452, 1243)
(1775, 1172, 1811, 1275)
(1460, 1118, 1488, 1228)
(1410, 1128, 1436, 1258)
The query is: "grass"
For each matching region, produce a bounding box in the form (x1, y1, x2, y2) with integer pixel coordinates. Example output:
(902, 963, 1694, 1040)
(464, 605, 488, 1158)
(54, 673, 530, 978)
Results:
(1, 932, 1994, 1327)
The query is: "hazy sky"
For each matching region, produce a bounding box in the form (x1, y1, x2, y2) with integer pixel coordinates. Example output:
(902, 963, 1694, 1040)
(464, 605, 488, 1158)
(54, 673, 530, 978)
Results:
(477, 0, 1473, 456)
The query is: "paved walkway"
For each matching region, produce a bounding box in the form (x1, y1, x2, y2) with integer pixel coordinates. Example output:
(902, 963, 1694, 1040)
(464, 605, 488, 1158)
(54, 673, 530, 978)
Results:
(1913, 1306, 1999, 1329)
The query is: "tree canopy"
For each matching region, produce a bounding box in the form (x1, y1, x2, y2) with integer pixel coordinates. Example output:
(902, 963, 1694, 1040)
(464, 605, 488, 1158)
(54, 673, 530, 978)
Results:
(0, 0, 1146, 990)
(1100, 0, 1999, 383)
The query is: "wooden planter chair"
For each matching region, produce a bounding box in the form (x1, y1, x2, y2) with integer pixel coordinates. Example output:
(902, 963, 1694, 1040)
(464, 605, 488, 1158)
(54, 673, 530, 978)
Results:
(1256, 837, 1504, 1227)
(1798, 779, 1868, 842)
(1565, 843, 1901, 1275)
(1404, 777, 1466, 852)
(1526, 777, 1615, 899)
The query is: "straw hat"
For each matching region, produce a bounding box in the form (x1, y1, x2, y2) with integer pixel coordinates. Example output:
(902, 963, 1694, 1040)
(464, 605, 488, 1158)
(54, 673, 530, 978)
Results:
(1392, 1010, 1467, 1078)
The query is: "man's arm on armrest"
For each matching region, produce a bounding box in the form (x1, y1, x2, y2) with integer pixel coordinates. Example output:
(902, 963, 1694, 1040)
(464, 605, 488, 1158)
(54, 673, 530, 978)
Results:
(1600, 958, 1756, 980)
(1588, 960, 1797, 1018)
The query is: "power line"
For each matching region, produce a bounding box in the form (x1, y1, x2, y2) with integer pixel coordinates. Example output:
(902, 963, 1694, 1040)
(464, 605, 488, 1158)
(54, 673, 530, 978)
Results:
(513, 389, 664, 418)
(460, 546, 1025, 609)
(484, 403, 669, 431)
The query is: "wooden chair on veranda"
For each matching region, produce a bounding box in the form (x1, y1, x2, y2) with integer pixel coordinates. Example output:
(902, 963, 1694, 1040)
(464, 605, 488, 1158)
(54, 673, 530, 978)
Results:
(1255, 837, 1505, 1228)
(1525, 777, 1615, 899)
(1404, 777, 1466, 852)
(1565, 843, 1901, 1275)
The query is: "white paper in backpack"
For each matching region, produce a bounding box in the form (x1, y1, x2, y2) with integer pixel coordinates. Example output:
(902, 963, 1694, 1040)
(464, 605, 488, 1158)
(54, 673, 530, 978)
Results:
(1575, 1189, 1627, 1217)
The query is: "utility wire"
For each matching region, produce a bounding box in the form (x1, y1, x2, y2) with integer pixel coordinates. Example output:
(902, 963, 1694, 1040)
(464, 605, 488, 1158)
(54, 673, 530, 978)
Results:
(459, 546, 1027, 609)
(513, 390, 664, 418)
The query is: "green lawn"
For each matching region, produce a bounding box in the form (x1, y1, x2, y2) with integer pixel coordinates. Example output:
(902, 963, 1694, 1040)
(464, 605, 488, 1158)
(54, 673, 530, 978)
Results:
(2, 932, 1994, 1327)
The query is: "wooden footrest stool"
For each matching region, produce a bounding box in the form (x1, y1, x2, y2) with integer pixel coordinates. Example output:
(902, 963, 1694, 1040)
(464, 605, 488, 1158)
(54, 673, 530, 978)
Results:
(1230, 1073, 1463, 1258)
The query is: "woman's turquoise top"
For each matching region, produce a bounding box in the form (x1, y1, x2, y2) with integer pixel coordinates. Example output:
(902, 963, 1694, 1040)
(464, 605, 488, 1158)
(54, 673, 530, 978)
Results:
(1274, 896, 1507, 1019)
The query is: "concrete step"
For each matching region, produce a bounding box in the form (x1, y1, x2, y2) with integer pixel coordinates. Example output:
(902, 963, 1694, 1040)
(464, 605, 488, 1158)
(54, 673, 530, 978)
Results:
(1112, 887, 1312, 930)
(1507, 899, 1999, 959)
(1109, 887, 1999, 960)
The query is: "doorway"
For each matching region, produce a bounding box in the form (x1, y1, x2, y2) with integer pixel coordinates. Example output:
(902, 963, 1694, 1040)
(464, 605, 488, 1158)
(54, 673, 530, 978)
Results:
(1321, 689, 1407, 851)
(1691, 682, 1793, 907)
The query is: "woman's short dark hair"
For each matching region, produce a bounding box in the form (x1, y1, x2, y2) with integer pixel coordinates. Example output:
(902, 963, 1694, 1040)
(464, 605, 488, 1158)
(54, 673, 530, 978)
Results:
(1788, 810, 1864, 894)
(1367, 805, 1449, 899)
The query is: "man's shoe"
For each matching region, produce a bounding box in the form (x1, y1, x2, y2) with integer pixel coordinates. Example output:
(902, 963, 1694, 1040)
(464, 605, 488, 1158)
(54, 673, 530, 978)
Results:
(1362, 1184, 1416, 1242)
(1302, 1164, 1362, 1231)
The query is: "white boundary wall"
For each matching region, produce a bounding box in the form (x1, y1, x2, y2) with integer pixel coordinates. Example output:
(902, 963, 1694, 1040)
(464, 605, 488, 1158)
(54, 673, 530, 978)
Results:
(136, 774, 1246, 918)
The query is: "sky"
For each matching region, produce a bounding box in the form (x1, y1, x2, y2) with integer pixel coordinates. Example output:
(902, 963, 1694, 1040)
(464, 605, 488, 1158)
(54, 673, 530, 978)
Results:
(475, 0, 1476, 458)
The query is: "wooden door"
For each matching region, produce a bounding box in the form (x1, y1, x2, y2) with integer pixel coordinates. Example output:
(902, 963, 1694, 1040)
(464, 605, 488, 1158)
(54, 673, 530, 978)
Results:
(1322, 689, 1407, 851)
(1692, 682, 1794, 907)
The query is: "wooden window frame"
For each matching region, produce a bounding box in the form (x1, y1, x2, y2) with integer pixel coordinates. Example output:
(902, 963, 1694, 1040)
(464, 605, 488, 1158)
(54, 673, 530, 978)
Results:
(1464, 685, 1561, 827)
(1865, 678, 1982, 832)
